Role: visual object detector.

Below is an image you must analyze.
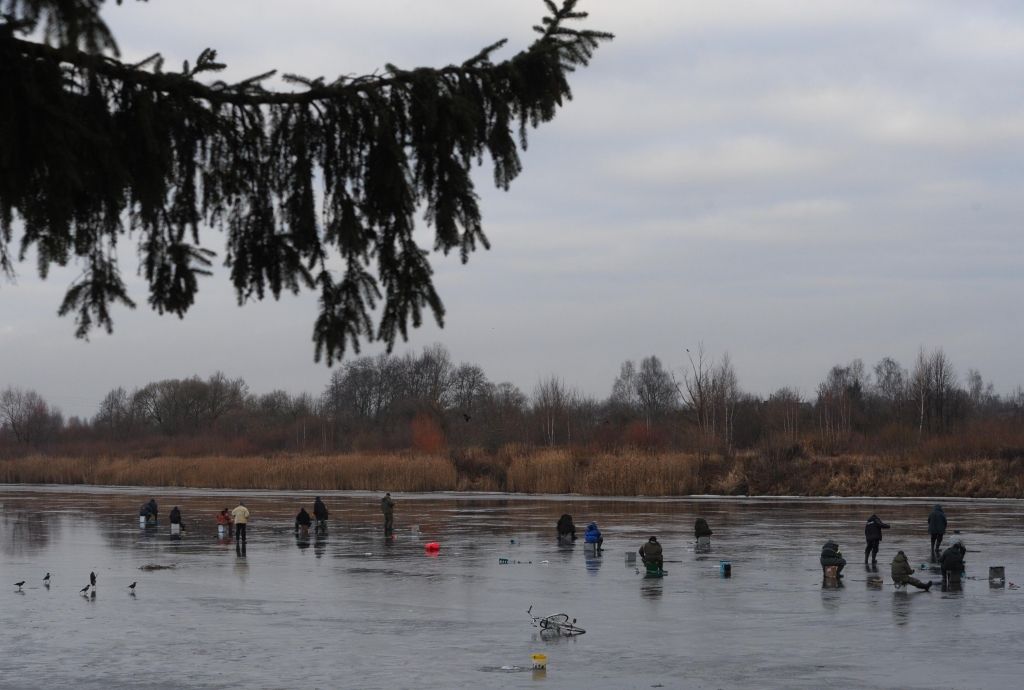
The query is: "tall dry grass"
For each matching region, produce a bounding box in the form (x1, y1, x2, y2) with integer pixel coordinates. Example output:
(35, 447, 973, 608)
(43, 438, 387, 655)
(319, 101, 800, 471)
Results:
(1, 448, 1022, 496)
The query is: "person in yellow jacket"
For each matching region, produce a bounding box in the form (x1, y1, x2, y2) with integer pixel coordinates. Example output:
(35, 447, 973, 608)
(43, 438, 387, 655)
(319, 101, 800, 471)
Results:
(231, 502, 250, 543)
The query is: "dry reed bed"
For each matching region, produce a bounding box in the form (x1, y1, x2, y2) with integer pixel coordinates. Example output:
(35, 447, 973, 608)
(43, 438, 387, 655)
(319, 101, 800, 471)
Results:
(1, 451, 1022, 497)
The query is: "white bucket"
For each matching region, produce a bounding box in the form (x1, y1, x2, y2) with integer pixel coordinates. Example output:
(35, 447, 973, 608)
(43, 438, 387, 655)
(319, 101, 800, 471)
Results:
(170, 523, 181, 536)
(218, 524, 226, 537)
(625, 551, 636, 563)
(139, 516, 146, 528)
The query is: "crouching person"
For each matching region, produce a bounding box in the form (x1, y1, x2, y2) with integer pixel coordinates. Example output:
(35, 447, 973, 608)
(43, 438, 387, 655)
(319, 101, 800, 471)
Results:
(820, 540, 846, 579)
(891, 550, 932, 591)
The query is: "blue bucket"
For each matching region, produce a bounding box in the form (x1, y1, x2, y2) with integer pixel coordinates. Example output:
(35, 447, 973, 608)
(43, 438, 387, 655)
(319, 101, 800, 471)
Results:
(719, 560, 732, 577)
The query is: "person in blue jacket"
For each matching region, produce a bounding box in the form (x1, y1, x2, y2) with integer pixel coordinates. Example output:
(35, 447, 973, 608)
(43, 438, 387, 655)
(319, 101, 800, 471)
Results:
(584, 522, 603, 551)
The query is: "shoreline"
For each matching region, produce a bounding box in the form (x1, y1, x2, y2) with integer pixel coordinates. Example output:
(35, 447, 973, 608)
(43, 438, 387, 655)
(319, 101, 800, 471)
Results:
(2, 450, 1022, 498)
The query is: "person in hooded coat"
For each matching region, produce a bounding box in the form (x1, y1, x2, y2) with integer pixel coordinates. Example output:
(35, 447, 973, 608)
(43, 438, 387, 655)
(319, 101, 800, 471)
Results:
(295, 507, 312, 535)
(639, 536, 663, 569)
(584, 522, 603, 551)
(313, 497, 329, 533)
(694, 518, 713, 540)
(381, 493, 395, 537)
(928, 505, 947, 555)
(939, 541, 967, 585)
(864, 514, 890, 565)
(820, 540, 846, 578)
(556, 514, 577, 542)
(891, 550, 932, 591)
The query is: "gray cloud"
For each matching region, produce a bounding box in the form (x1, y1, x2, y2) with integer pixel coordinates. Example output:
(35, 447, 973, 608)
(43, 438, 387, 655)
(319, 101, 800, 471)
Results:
(2, 0, 1022, 419)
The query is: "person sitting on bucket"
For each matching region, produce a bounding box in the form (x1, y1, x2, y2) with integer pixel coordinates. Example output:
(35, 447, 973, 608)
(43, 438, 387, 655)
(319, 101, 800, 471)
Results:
(939, 541, 967, 585)
(216, 508, 233, 537)
(820, 540, 846, 578)
(694, 517, 712, 541)
(169, 506, 184, 532)
(556, 514, 576, 541)
(890, 550, 932, 591)
(584, 522, 603, 551)
(639, 536, 663, 570)
(295, 507, 312, 536)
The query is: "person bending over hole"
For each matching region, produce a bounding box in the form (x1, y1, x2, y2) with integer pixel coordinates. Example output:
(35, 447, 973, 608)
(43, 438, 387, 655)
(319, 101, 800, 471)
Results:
(556, 514, 576, 542)
(295, 507, 312, 536)
(939, 541, 967, 586)
(639, 536, 663, 570)
(584, 522, 603, 552)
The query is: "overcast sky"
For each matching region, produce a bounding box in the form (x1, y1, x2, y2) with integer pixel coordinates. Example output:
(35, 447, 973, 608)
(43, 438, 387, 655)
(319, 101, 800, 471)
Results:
(2, 0, 1023, 419)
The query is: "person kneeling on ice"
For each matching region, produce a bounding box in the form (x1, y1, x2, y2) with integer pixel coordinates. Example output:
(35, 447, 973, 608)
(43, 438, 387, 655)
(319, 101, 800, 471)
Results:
(939, 541, 967, 585)
(217, 508, 233, 537)
(584, 522, 603, 551)
(557, 514, 577, 542)
(890, 550, 932, 591)
(295, 507, 312, 536)
(820, 540, 846, 578)
(639, 536, 663, 570)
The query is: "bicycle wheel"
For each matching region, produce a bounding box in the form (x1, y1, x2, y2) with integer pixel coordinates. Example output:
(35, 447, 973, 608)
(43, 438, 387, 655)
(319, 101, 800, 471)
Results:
(540, 614, 569, 630)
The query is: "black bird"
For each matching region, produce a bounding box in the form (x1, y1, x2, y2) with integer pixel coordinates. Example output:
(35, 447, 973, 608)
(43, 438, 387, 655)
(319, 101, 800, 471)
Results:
(128, 582, 137, 591)
(14, 581, 25, 591)
(79, 584, 90, 594)
(43, 572, 50, 583)
(89, 571, 97, 587)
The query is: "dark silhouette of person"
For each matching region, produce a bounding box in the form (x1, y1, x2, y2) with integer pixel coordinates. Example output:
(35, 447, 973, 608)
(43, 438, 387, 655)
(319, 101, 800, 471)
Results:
(928, 505, 947, 555)
(939, 541, 967, 586)
(820, 540, 846, 578)
(864, 514, 890, 565)
(295, 507, 312, 535)
(313, 496, 329, 533)
(381, 493, 395, 537)
(556, 514, 576, 542)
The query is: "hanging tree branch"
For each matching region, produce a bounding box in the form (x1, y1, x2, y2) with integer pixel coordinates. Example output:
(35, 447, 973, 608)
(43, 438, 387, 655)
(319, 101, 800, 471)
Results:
(0, 0, 612, 363)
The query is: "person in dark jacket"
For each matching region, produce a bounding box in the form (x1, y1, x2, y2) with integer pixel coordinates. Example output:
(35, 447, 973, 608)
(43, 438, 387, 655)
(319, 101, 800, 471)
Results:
(169, 506, 183, 525)
(295, 507, 312, 535)
(584, 522, 603, 551)
(556, 514, 577, 542)
(639, 536, 663, 569)
(820, 540, 846, 578)
(928, 505, 947, 555)
(864, 514, 890, 565)
(939, 541, 966, 585)
(891, 550, 932, 591)
(147, 499, 158, 520)
(694, 518, 713, 540)
(381, 493, 395, 537)
(313, 497, 329, 533)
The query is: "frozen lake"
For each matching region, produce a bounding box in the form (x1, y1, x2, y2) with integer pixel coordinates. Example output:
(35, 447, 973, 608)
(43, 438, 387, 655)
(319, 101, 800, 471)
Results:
(1, 485, 1022, 689)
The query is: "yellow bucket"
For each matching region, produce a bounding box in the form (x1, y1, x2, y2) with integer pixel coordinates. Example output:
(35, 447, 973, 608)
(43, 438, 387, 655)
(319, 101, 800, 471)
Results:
(531, 653, 547, 670)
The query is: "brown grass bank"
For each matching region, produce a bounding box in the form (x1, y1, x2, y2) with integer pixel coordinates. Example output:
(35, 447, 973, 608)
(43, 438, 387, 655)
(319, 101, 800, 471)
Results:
(1, 450, 1022, 497)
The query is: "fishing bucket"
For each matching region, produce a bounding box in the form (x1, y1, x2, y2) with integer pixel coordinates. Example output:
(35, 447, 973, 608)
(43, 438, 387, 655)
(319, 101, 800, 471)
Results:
(720, 560, 733, 577)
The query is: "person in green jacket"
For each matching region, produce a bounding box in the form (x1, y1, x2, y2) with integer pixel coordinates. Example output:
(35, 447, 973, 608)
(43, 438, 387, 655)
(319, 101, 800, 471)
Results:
(891, 550, 932, 591)
(820, 540, 846, 578)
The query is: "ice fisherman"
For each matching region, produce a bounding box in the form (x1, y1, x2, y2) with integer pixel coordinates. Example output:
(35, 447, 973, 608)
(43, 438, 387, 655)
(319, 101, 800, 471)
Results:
(864, 514, 890, 565)
(295, 507, 312, 535)
(584, 522, 603, 551)
(820, 540, 846, 578)
(928, 505, 947, 555)
(231, 502, 250, 543)
(216, 508, 233, 537)
(939, 541, 967, 586)
(556, 514, 577, 542)
(169, 506, 184, 536)
(313, 496, 329, 532)
(890, 550, 932, 591)
(639, 536, 663, 569)
(139, 498, 158, 526)
(694, 517, 713, 552)
(381, 493, 395, 537)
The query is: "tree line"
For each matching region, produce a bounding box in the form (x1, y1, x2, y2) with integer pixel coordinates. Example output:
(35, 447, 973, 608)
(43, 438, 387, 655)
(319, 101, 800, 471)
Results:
(2, 344, 1023, 460)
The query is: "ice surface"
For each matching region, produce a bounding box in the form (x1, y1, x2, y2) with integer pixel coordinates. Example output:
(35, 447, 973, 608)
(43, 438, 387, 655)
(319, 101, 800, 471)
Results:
(1, 486, 1022, 688)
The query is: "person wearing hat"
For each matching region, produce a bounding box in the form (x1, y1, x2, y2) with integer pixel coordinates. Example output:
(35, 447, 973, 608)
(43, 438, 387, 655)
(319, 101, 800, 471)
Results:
(313, 496, 329, 533)
(928, 504, 947, 556)
(939, 541, 967, 586)
(820, 540, 846, 578)
(890, 550, 932, 591)
(639, 536, 663, 570)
